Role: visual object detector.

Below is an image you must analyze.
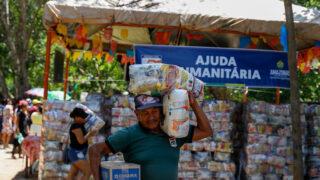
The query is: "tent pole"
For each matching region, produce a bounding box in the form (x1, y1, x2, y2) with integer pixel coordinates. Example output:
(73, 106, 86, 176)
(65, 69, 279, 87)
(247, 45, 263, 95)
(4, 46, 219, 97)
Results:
(175, 27, 182, 45)
(44, 29, 52, 100)
(242, 86, 248, 102)
(64, 55, 70, 101)
(284, 0, 304, 179)
(276, 88, 280, 104)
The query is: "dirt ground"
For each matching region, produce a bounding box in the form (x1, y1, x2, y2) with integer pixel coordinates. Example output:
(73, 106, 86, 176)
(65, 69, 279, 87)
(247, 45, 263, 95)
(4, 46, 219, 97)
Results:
(0, 144, 37, 180)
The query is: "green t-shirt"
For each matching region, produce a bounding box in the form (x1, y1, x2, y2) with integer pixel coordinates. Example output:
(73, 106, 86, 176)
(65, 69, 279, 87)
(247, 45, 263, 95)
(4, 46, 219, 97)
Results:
(106, 123, 195, 180)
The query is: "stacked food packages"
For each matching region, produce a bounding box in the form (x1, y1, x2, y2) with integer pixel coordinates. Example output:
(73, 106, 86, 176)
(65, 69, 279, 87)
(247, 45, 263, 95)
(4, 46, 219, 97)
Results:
(179, 100, 237, 180)
(128, 64, 204, 99)
(108, 95, 136, 161)
(306, 104, 320, 179)
(244, 101, 307, 180)
(40, 100, 106, 179)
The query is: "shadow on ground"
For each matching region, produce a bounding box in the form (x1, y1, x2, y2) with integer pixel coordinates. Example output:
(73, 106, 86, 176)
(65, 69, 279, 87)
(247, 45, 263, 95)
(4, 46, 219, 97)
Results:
(11, 169, 37, 180)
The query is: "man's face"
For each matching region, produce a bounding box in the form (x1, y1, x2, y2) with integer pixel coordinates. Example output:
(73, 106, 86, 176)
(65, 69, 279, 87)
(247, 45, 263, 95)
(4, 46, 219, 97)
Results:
(135, 107, 162, 131)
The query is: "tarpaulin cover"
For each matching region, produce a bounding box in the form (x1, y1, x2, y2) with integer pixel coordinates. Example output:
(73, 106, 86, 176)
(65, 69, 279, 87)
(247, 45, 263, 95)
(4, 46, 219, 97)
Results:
(43, 0, 320, 43)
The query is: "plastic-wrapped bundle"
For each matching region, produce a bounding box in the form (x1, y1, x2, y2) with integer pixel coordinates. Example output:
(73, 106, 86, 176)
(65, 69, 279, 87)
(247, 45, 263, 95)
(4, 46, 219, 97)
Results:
(43, 150, 63, 162)
(46, 129, 68, 141)
(75, 103, 94, 115)
(89, 135, 106, 144)
(60, 164, 71, 173)
(213, 131, 231, 142)
(107, 154, 124, 161)
(128, 63, 164, 93)
(85, 114, 105, 133)
(216, 142, 232, 153)
(213, 172, 235, 180)
(43, 141, 60, 151)
(162, 89, 190, 138)
(214, 152, 231, 162)
(206, 112, 231, 122)
(211, 121, 232, 131)
(111, 108, 135, 117)
(247, 174, 264, 180)
(195, 168, 212, 180)
(246, 143, 271, 155)
(179, 150, 192, 162)
(111, 95, 130, 108)
(186, 141, 205, 151)
(83, 101, 101, 113)
(178, 162, 200, 171)
(111, 116, 131, 127)
(194, 152, 211, 162)
(43, 121, 70, 132)
(62, 101, 77, 112)
(247, 154, 267, 164)
(247, 101, 268, 114)
(203, 141, 217, 152)
(45, 100, 66, 111)
(248, 134, 267, 144)
(43, 110, 71, 123)
(128, 64, 203, 97)
(207, 161, 236, 172)
(42, 170, 68, 179)
(267, 155, 286, 167)
(248, 113, 268, 124)
(178, 171, 195, 179)
(42, 162, 61, 171)
(202, 100, 235, 113)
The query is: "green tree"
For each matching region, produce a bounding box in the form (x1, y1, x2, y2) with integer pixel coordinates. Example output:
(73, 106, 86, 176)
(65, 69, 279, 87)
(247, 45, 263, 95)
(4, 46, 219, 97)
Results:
(0, 0, 46, 98)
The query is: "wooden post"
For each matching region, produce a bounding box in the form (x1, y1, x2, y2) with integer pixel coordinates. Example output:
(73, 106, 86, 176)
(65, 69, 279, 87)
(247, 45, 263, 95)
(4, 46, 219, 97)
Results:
(43, 30, 52, 100)
(284, 1, 304, 179)
(276, 88, 280, 104)
(242, 86, 248, 102)
(63, 56, 70, 101)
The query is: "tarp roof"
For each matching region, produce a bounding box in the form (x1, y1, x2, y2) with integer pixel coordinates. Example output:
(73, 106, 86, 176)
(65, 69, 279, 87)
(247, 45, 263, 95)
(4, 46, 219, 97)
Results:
(43, 0, 320, 50)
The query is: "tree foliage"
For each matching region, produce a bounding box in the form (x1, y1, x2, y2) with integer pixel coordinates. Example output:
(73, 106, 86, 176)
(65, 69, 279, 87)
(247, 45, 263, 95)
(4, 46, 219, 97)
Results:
(0, 0, 47, 98)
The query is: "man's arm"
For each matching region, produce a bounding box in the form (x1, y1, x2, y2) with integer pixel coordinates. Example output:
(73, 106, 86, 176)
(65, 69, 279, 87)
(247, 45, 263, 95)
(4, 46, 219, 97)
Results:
(188, 91, 213, 141)
(89, 142, 112, 180)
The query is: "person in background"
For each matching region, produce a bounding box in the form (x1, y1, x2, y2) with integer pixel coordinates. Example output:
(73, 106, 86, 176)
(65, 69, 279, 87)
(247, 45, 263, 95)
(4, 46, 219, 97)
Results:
(89, 92, 213, 180)
(30, 100, 43, 125)
(68, 108, 96, 180)
(0, 100, 5, 145)
(12, 102, 29, 159)
(2, 99, 14, 149)
(29, 99, 42, 115)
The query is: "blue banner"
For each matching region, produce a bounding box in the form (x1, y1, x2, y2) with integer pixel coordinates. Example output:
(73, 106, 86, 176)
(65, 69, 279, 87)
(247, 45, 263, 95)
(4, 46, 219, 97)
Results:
(134, 45, 290, 88)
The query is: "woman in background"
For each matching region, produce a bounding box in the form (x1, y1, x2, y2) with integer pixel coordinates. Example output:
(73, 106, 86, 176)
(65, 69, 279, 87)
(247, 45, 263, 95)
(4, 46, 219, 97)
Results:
(67, 108, 95, 180)
(12, 102, 29, 159)
(2, 99, 14, 149)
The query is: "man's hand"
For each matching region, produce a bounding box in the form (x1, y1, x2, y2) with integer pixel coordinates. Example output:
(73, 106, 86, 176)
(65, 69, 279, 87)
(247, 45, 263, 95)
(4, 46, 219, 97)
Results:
(89, 142, 111, 180)
(188, 91, 213, 142)
(89, 131, 97, 136)
(187, 91, 197, 108)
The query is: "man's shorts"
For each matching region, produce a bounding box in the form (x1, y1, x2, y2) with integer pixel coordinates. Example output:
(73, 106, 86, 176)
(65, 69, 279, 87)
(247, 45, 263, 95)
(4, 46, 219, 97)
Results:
(68, 147, 88, 164)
